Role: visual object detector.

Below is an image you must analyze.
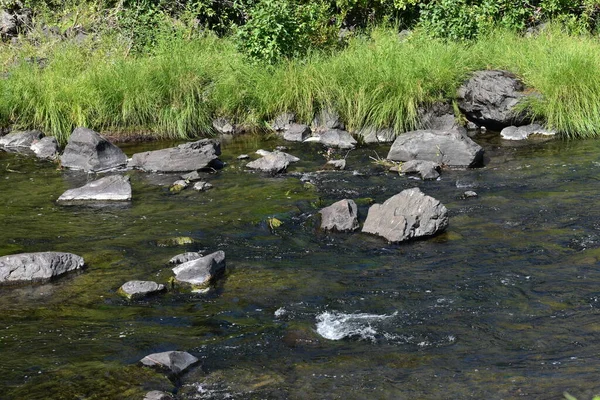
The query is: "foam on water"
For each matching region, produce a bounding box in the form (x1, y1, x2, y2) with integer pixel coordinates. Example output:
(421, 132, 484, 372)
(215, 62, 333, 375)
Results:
(315, 311, 398, 341)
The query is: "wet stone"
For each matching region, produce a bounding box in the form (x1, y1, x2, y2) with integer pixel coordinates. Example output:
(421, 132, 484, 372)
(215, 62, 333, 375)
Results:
(170, 180, 188, 193)
(193, 181, 213, 192)
(57, 175, 132, 202)
(169, 252, 203, 265)
(180, 171, 203, 182)
(326, 159, 346, 170)
(143, 391, 173, 400)
(319, 199, 359, 232)
(30, 136, 59, 160)
(0, 252, 84, 284)
(0, 130, 44, 148)
(172, 250, 225, 287)
(61, 127, 128, 172)
(118, 280, 165, 300)
(140, 351, 199, 375)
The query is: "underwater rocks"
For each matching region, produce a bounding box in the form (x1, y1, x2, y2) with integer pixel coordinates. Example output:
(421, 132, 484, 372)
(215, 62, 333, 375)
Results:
(362, 188, 448, 243)
(0, 252, 84, 284)
(171, 251, 225, 287)
(57, 175, 132, 202)
(140, 351, 199, 375)
(319, 199, 359, 232)
(118, 280, 165, 300)
(128, 139, 221, 172)
(387, 128, 484, 168)
(61, 127, 128, 172)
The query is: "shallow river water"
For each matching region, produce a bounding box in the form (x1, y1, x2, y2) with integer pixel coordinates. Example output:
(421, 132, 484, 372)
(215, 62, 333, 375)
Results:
(2, 133, 600, 399)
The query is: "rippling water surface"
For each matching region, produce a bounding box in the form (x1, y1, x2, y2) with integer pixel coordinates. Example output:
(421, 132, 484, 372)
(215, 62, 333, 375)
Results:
(2, 133, 600, 399)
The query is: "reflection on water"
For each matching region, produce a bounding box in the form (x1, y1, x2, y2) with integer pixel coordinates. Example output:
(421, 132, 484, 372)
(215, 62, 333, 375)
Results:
(2, 134, 600, 399)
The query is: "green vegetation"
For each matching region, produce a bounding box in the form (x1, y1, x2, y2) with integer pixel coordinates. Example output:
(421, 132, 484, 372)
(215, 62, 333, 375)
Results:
(2, 1, 600, 143)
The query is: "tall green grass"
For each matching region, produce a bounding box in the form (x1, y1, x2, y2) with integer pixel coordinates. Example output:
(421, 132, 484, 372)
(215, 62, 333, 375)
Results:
(3, 24, 600, 144)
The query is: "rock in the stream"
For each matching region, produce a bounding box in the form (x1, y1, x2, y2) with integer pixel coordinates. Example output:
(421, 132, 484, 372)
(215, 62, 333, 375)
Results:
(500, 124, 556, 140)
(169, 252, 203, 265)
(247, 151, 294, 174)
(128, 139, 221, 172)
(118, 280, 165, 300)
(57, 175, 132, 202)
(0, 252, 84, 284)
(180, 171, 204, 182)
(463, 190, 478, 198)
(326, 159, 346, 170)
(319, 199, 359, 232)
(169, 180, 188, 193)
(144, 391, 173, 400)
(400, 160, 441, 180)
(61, 127, 128, 172)
(356, 126, 396, 144)
(255, 149, 300, 163)
(140, 351, 199, 375)
(457, 70, 530, 129)
(312, 109, 345, 132)
(193, 181, 213, 191)
(30, 136, 59, 159)
(282, 124, 311, 142)
(172, 251, 225, 287)
(387, 128, 484, 168)
(362, 188, 448, 243)
(272, 112, 296, 131)
(212, 117, 235, 135)
(308, 129, 357, 149)
(0, 130, 44, 148)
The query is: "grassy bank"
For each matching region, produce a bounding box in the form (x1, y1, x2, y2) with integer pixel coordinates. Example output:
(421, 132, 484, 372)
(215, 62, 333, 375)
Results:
(2, 24, 600, 144)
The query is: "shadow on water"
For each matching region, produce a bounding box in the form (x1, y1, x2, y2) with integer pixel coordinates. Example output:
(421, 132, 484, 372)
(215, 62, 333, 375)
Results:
(2, 134, 600, 399)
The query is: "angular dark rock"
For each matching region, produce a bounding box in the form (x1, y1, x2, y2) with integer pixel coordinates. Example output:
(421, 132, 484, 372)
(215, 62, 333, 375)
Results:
(457, 70, 530, 129)
(128, 139, 221, 172)
(61, 127, 128, 172)
(172, 251, 225, 287)
(319, 199, 359, 232)
(400, 160, 441, 180)
(30, 136, 59, 159)
(0, 130, 44, 148)
(140, 351, 199, 375)
(118, 280, 165, 300)
(387, 128, 484, 168)
(362, 188, 448, 243)
(0, 252, 84, 284)
(57, 175, 132, 202)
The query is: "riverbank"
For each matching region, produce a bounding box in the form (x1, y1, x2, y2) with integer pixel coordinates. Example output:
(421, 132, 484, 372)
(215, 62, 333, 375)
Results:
(3, 23, 600, 144)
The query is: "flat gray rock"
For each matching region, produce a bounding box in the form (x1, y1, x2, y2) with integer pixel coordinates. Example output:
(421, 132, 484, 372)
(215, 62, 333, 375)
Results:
(500, 124, 556, 140)
(144, 391, 173, 400)
(401, 160, 441, 180)
(118, 280, 165, 299)
(61, 128, 127, 172)
(172, 251, 225, 287)
(282, 124, 311, 142)
(319, 199, 359, 232)
(387, 128, 484, 168)
(57, 175, 132, 202)
(30, 136, 59, 159)
(180, 171, 204, 182)
(247, 152, 290, 174)
(128, 139, 221, 172)
(316, 129, 357, 149)
(326, 159, 346, 170)
(140, 351, 199, 375)
(169, 252, 203, 265)
(0, 130, 44, 148)
(362, 188, 448, 243)
(0, 252, 84, 284)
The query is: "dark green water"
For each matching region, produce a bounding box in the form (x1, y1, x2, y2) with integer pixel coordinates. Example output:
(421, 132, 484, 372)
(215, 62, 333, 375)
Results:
(2, 134, 600, 399)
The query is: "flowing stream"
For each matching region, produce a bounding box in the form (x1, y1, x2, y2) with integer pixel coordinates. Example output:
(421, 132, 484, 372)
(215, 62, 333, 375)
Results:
(2, 133, 600, 399)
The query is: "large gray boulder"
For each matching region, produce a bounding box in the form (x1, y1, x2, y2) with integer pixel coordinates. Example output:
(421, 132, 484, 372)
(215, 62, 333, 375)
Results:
(30, 136, 59, 159)
(500, 123, 556, 140)
(128, 139, 221, 172)
(61, 127, 128, 172)
(172, 251, 225, 287)
(140, 351, 199, 375)
(57, 175, 132, 202)
(387, 128, 484, 168)
(457, 70, 529, 129)
(0, 252, 84, 284)
(0, 130, 44, 147)
(118, 280, 165, 300)
(362, 188, 448, 243)
(319, 199, 359, 232)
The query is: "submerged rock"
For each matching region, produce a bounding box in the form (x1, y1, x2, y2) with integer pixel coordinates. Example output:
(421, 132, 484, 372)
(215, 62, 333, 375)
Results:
(400, 160, 441, 180)
(500, 124, 556, 140)
(319, 199, 359, 232)
(457, 70, 530, 129)
(0, 130, 44, 148)
(193, 181, 213, 191)
(362, 188, 448, 243)
(387, 128, 484, 168)
(30, 136, 59, 159)
(61, 127, 128, 172)
(172, 251, 225, 287)
(118, 280, 165, 300)
(140, 351, 199, 375)
(128, 139, 221, 172)
(0, 252, 84, 284)
(169, 252, 203, 265)
(57, 175, 132, 202)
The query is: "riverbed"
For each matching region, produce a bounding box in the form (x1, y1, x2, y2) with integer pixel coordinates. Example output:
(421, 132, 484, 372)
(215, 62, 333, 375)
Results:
(1, 133, 600, 399)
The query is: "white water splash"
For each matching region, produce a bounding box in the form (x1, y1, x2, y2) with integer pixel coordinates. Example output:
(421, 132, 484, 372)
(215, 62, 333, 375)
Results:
(315, 311, 398, 341)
